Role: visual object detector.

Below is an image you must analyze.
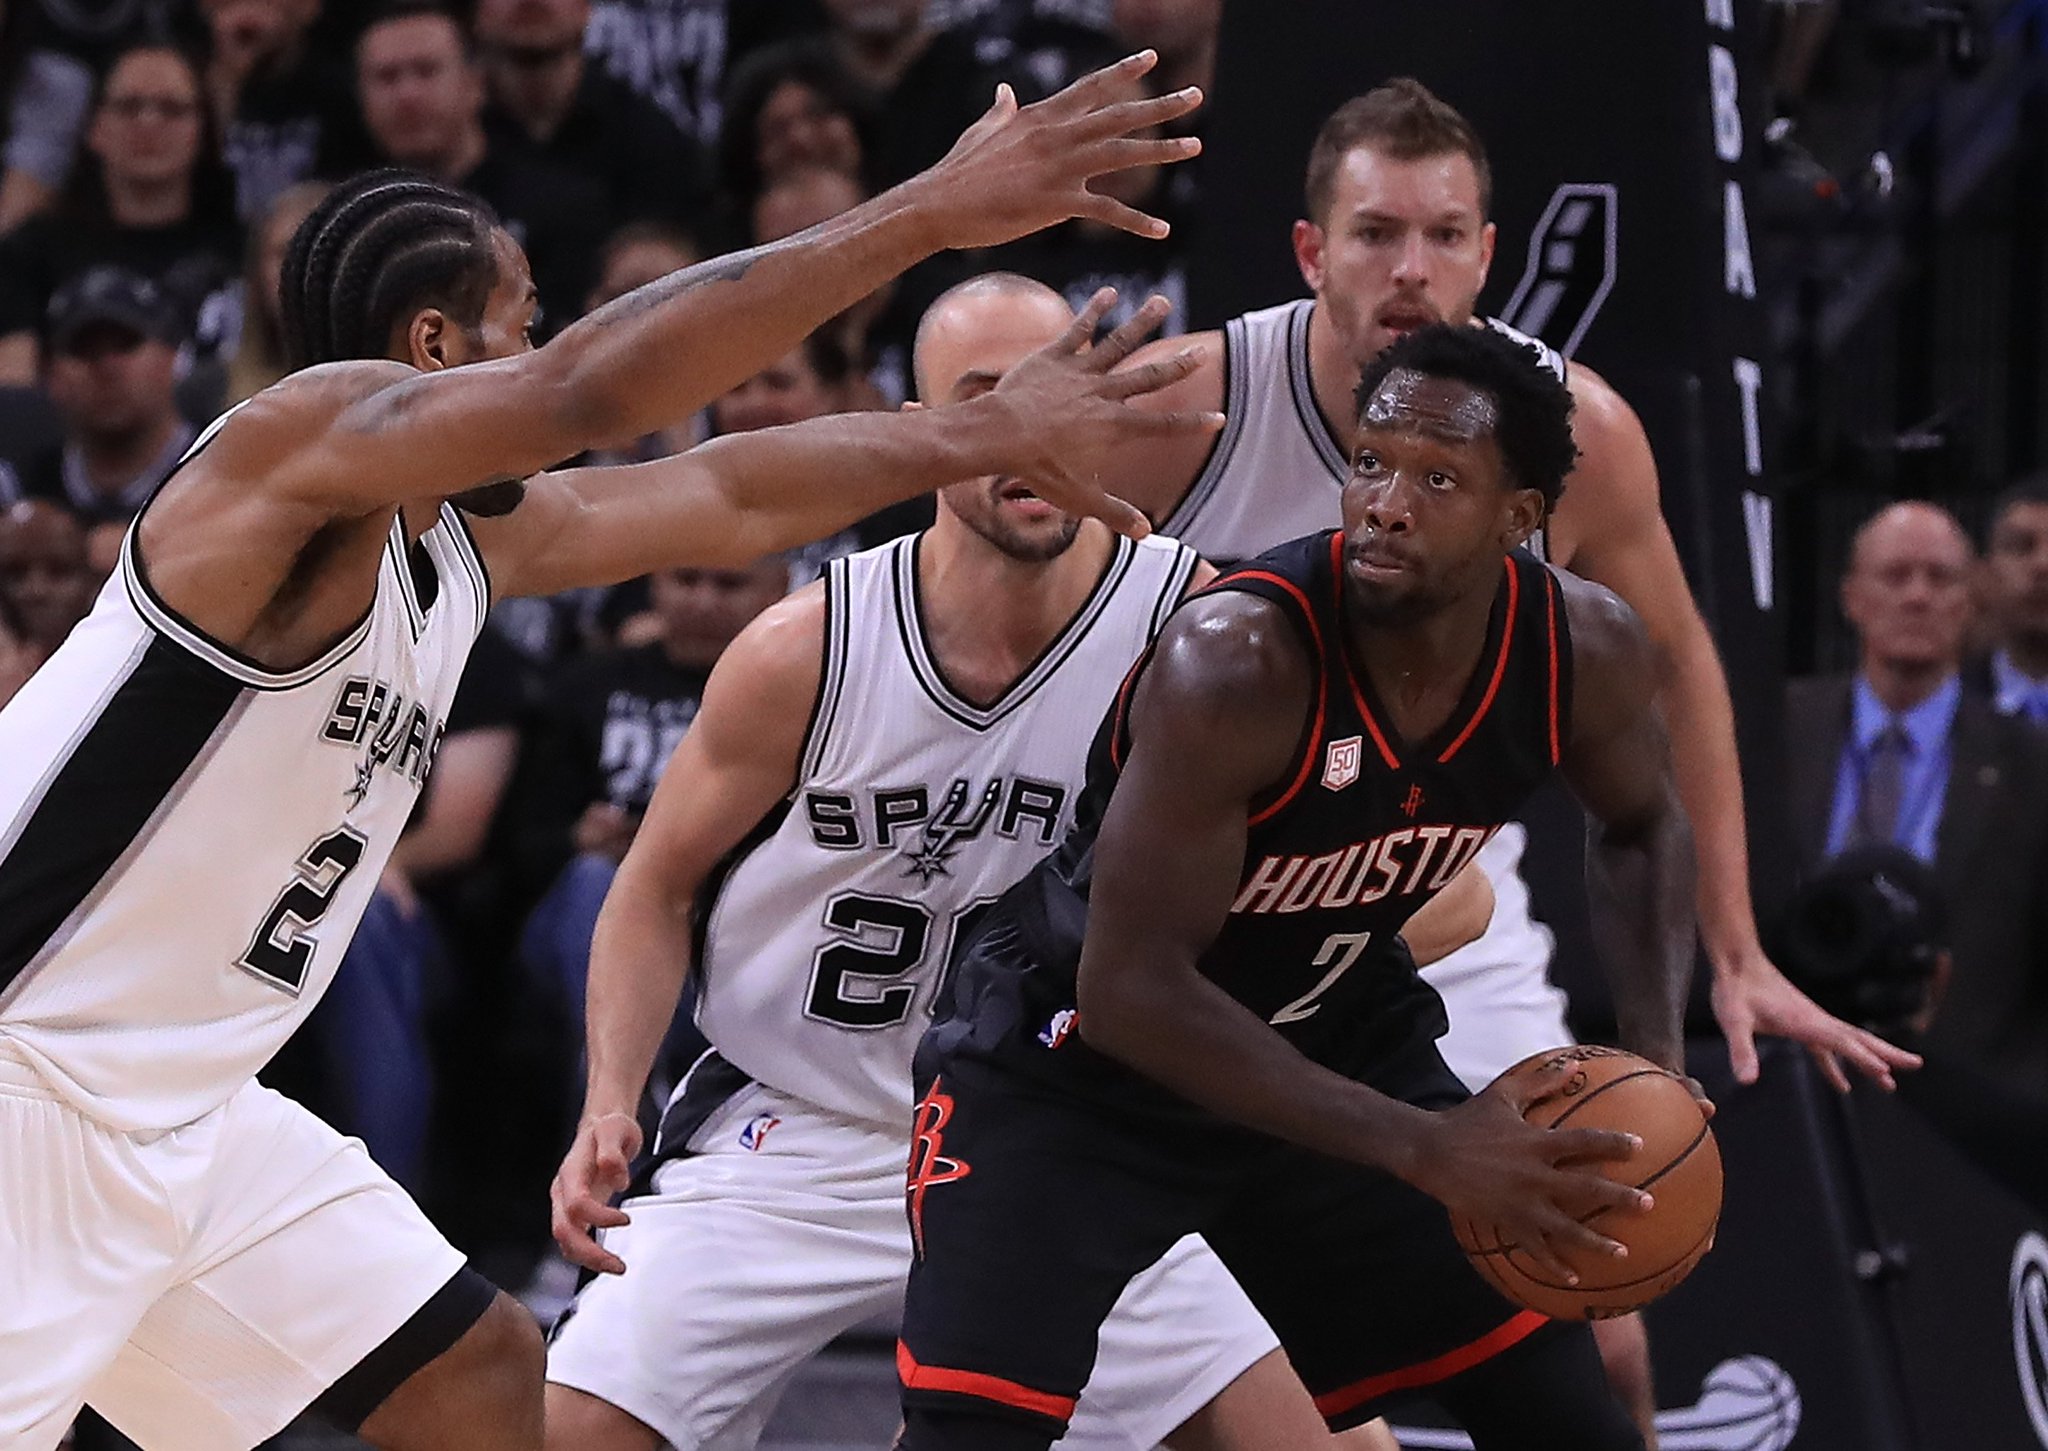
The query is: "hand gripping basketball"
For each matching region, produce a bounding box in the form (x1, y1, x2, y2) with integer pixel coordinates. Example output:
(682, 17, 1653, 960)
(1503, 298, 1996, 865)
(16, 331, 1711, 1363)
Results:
(1449, 1046, 1723, 1320)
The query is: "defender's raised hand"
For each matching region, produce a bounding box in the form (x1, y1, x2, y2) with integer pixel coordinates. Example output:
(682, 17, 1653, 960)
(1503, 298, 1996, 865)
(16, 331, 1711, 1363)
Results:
(985, 289, 1222, 538)
(913, 51, 1203, 248)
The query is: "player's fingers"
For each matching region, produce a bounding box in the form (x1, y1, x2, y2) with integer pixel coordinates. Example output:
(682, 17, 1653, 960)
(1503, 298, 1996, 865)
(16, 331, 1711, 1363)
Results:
(1066, 487, 1152, 540)
(1811, 1044, 1854, 1095)
(1044, 288, 1116, 359)
(1075, 192, 1172, 240)
(1089, 296, 1175, 372)
(1682, 1077, 1717, 1121)
(1074, 86, 1203, 142)
(1074, 121, 1203, 168)
(1101, 347, 1203, 401)
(1725, 1020, 1761, 1085)
(1037, 50, 1158, 118)
(1126, 408, 1227, 436)
(1548, 1126, 1642, 1167)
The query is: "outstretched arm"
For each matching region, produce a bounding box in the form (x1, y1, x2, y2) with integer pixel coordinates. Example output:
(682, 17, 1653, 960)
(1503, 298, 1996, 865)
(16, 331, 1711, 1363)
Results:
(1562, 367, 1917, 1090)
(208, 53, 1203, 516)
(1076, 594, 1646, 1281)
(1553, 572, 1695, 1075)
(550, 587, 823, 1274)
(470, 293, 1216, 597)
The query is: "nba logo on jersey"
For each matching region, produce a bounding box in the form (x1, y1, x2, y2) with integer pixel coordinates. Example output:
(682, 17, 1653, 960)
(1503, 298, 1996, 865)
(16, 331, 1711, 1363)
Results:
(739, 1113, 781, 1151)
(1323, 737, 1363, 791)
(1039, 1008, 1078, 1049)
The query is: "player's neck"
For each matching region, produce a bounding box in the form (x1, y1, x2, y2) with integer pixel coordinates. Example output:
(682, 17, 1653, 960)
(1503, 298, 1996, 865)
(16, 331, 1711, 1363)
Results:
(916, 521, 1115, 707)
(1305, 302, 1361, 461)
(1342, 579, 1499, 741)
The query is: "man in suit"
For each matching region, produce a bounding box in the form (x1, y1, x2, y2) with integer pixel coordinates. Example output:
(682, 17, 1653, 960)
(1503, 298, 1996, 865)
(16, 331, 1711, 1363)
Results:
(1787, 500, 2048, 1100)
(1977, 475, 2048, 722)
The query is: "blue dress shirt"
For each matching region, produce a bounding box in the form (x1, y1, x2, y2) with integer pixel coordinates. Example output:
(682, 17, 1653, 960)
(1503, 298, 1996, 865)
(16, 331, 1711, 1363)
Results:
(1991, 650, 2048, 722)
(1825, 675, 1960, 864)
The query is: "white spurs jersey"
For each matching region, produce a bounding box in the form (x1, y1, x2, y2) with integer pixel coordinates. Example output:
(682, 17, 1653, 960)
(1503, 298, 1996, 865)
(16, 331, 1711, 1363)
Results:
(0, 423, 489, 1131)
(1162, 300, 1567, 565)
(690, 531, 1200, 1130)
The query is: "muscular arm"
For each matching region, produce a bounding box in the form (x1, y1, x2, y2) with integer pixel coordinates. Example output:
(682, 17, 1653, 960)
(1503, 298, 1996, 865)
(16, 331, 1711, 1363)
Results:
(1558, 366, 1918, 1089)
(202, 58, 1201, 516)
(1552, 571, 1695, 1074)
(552, 587, 822, 1273)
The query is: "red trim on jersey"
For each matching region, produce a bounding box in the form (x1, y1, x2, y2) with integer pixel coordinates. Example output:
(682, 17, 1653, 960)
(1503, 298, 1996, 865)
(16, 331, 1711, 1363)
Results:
(1107, 654, 1147, 771)
(1435, 558, 1520, 766)
(1231, 568, 1329, 827)
(1312, 1310, 1549, 1419)
(1543, 571, 1562, 765)
(896, 1342, 1077, 1422)
(1326, 533, 1402, 771)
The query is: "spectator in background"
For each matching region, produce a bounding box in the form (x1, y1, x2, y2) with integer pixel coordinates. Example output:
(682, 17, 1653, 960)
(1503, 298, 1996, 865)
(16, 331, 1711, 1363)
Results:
(1786, 501, 2048, 1100)
(1977, 475, 2048, 723)
(581, 0, 822, 154)
(820, 0, 1004, 188)
(202, 0, 365, 225)
(1, 269, 196, 524)
(516, 557, 789, 1055)
(223, 179, 332, 404)
(355, 1, 609, 328)
(0, 44, 239, 387)
(0, 500, 95, 672)
(1112, 0, 1218, 96)
(995, 61, 1187, 335)
(476, 0, 710, 231)
(716, 37, 870, 238)
(0, 0, 182, 231)
(751, 164, 922, 404)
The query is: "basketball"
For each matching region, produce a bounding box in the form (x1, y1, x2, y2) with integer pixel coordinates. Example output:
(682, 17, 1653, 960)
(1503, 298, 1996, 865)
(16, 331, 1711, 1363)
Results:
(1452, 1045, 1722, 1321)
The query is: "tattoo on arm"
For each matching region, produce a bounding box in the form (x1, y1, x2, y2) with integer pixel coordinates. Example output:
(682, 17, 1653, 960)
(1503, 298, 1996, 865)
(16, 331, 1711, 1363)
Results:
(582, 251, 762, 331)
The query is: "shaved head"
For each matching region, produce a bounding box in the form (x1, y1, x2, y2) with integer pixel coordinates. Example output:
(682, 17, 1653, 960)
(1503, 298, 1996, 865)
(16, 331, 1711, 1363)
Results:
(1848, 500, 1971, 573)
(1842, 500, 1974, 683)
(912, 272, 1070, 402)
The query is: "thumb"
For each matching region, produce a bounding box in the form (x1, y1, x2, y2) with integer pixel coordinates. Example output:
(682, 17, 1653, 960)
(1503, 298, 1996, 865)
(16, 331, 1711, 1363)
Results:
(987, 82, 1018, 122)
(1726, 1018, 1761, 1085)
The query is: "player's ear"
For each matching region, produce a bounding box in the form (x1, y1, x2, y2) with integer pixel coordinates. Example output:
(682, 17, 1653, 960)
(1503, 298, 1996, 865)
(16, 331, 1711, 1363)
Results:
(1477, 220, 1498, 288)
(406, 308, 454, 372)
(1502, 488, 1545, 550)
(1292, 219, 1326, 292)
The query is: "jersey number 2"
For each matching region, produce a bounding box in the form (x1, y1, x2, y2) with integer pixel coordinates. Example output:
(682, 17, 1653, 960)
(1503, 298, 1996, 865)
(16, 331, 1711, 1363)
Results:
(1269, 931, 1373, 1025)
(239, 828, 370, 994)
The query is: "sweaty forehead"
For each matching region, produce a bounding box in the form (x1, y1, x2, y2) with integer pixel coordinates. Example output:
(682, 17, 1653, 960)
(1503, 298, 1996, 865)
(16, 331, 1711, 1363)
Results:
(1359, 368, 1498, 443)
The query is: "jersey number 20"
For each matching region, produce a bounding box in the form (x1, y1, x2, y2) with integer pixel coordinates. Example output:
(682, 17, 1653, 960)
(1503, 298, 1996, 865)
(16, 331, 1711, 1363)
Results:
(239, 827, 370, 994)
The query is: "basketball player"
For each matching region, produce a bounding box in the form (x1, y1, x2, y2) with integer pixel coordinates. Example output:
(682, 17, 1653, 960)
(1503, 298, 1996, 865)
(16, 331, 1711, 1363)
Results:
(1103, 79, 1914, 1441)
(897, 324, 1694, 1451)
(549, 272, 1432, 1451)
(0, 56, 1212, 1451)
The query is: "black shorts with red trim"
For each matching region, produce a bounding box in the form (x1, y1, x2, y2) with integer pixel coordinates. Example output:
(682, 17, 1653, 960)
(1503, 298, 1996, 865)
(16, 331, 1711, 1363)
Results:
(899, 1024, 1580, 1437)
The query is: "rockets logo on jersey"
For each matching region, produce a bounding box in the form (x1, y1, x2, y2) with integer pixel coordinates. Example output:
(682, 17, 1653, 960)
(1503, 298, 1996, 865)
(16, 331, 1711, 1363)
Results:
(803, 774, 1069, 882)
(1232, 823, 1497, 917)
(321, 675, 449, 806)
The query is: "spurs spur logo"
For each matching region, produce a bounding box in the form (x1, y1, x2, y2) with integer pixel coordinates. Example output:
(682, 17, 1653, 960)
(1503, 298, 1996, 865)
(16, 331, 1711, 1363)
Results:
(2013, 1233, 2048, 1445)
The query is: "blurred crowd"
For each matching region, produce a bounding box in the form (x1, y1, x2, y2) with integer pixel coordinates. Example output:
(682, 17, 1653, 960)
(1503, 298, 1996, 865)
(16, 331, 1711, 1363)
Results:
(0, 0, 1217, 1282)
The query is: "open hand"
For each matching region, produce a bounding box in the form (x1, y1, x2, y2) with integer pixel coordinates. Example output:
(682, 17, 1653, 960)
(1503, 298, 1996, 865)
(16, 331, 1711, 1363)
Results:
(550, 1110, 642, 1275)
(1408, 1061, 1652, 1285)
(916, 51, 1203, 249)
(984, 288, 1221, 537)
(1711, 947, 1922, 1092)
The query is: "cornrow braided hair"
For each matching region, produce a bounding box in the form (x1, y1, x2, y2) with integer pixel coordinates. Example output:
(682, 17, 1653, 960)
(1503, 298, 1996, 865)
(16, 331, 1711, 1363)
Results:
(280, 169, 502, 370)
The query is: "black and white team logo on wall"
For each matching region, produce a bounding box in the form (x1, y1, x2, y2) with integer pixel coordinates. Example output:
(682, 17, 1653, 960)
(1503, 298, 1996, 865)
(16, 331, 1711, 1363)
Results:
(2014, 1232, 2048, 1445)
(1499, 183, 1618, 359)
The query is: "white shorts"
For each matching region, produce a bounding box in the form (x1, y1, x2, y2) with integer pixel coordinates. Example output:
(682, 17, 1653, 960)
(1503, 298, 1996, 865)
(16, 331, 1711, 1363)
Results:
(1420, 826, 1576, 1092)
(546, 1079, 1279, 1451)
(0, 1064, 468, 1451)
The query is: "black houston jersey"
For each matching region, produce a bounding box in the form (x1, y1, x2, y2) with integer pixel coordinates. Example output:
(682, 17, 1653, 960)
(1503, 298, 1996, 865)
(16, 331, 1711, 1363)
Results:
(933, 530, 1574, 1080)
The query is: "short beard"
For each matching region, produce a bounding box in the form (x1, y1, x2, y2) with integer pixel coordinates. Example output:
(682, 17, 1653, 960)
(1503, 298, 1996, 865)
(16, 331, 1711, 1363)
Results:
(964, 509, 1080, 564)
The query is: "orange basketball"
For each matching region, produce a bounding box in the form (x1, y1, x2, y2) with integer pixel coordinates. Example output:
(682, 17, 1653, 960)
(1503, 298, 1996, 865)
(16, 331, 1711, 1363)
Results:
(1451, 1045, 1722, 1321)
